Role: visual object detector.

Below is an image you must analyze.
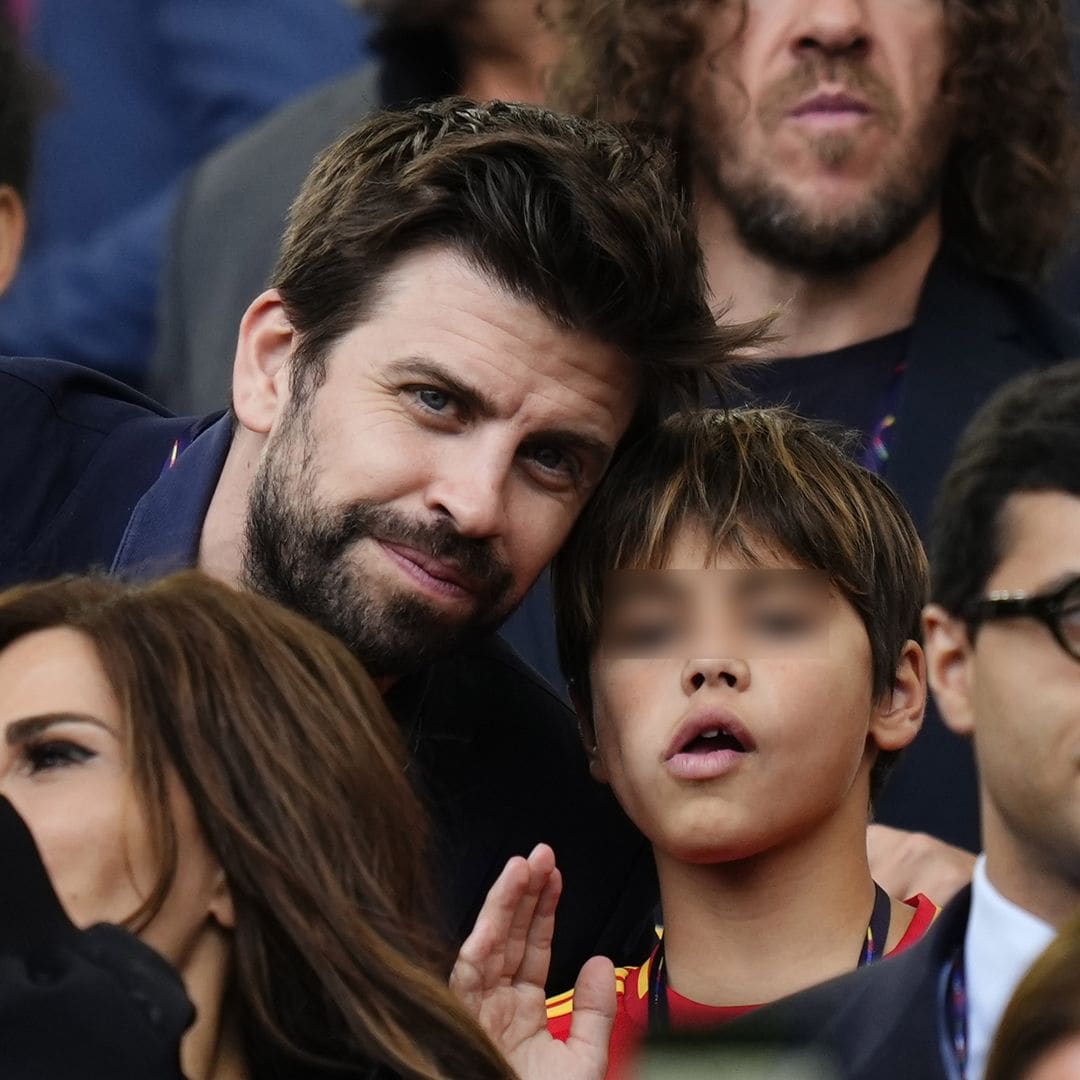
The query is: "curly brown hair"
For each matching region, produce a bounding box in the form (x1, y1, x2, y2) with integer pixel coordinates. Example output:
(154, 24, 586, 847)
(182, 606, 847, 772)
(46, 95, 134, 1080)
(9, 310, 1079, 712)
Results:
(549, 0, 1080, 282)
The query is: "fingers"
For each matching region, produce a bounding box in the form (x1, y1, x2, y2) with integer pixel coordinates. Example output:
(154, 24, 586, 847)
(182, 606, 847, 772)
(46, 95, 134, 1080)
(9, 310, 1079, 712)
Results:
(451, 844, 559, 1010)
(566, 955, 617, 1068)
(516, 863, 562, 989)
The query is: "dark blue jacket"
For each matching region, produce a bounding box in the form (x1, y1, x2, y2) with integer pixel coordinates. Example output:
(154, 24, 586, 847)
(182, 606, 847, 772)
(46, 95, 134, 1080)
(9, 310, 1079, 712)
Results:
(0, 356, 657, 992)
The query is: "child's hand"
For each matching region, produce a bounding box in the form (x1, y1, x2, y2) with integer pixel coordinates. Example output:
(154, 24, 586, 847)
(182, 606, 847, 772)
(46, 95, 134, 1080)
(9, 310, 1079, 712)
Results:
(451, 843, 616, 1080)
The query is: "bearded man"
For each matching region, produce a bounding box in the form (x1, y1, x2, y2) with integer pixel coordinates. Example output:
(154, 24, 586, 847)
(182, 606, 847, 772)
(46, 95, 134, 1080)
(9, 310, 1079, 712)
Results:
(549, 0, 1080, 858)
(0, 98, 755, 990)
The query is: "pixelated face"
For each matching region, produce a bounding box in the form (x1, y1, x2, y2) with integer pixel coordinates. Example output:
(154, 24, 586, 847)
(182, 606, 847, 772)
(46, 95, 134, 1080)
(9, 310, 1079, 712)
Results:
(587, 522, 922, 864)
(689, 0, 952, 274)
(0, 627, 229, 963)
(244, 246, 637, 677)
(931, 492, 1080, 896)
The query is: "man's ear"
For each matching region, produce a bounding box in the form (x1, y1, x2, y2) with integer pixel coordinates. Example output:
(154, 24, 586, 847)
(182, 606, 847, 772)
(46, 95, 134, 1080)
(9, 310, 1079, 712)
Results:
(207, 868, 235, 931)
(0, 185, 27, 296)
(569, 684, 609, 783)
(922, 604, 976, 738)
(232, 289, 296, 435)
(869, 640, 927, 753)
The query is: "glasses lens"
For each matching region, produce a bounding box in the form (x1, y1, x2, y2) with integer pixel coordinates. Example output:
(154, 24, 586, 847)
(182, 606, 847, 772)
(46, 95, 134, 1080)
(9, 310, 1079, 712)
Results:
(1058, 579, 1080, 658)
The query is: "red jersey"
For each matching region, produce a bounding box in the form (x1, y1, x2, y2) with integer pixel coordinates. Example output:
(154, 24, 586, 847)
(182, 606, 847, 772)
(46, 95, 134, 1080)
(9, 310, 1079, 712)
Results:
(546, 893, 937, 1080)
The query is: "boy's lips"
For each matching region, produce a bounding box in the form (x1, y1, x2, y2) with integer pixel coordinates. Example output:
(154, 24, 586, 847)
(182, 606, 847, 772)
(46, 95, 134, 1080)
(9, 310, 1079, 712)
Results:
(663, 708, 756, 781)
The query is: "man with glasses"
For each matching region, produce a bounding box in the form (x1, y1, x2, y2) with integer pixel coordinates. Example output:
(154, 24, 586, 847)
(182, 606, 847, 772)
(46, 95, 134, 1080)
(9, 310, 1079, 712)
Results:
(709, 360, 1080, 1080)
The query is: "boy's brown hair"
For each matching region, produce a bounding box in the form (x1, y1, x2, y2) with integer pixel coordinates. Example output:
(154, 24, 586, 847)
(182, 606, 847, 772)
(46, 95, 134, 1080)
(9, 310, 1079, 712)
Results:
(553, 407, 928, 801)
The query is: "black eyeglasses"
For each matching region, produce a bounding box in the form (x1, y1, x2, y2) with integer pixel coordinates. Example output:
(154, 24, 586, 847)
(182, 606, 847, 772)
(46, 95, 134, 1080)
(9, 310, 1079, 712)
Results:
(964, 575, 1080, 662)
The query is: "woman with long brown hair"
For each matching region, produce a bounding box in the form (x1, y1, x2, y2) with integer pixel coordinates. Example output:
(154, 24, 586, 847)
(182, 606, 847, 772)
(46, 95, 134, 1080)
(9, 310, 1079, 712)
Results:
(0, 571, 513, 1080)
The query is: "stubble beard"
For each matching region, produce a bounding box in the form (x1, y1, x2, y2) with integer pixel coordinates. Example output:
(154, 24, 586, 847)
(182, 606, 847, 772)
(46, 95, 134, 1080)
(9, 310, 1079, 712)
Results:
(241, 403, 516, 678)
(693, 57, 952, 277)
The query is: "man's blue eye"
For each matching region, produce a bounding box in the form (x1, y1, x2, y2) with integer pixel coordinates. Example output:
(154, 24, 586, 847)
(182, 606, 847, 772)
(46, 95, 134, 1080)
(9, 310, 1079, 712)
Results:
(417, 388, 450, 411)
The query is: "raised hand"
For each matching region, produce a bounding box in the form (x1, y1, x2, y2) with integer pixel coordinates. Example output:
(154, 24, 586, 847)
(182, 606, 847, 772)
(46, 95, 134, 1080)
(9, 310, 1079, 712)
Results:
(451, 843, 616, 1080)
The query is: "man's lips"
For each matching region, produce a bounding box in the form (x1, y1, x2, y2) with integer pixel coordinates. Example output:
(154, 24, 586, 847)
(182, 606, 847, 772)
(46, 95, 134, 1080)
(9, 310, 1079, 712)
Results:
(377, 539, 479, 597)
(788, 91, 872, 120)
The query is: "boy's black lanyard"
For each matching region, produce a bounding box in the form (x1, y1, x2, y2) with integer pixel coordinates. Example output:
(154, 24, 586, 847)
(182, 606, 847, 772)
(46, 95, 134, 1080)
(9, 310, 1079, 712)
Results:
(647, 883, 893, 1032)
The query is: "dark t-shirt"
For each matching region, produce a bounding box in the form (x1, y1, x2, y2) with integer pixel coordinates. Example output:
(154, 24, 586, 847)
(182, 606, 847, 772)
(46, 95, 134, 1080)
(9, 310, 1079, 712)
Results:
(726, 329, 911, 459)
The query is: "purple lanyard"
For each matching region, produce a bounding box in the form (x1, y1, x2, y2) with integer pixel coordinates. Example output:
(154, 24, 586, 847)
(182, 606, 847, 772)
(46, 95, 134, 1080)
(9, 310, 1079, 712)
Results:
(860, 361, 907, 477)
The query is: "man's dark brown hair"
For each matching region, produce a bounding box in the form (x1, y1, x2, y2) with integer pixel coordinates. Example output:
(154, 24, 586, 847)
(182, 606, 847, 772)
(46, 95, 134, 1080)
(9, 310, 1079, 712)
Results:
(549, 0, 1079, 282)
(272, 97, 762, 428)
(553, 407, 929, 802)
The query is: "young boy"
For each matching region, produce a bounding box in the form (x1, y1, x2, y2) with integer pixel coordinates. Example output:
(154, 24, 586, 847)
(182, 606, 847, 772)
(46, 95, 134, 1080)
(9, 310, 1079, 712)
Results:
(451, 407, 937, 1080)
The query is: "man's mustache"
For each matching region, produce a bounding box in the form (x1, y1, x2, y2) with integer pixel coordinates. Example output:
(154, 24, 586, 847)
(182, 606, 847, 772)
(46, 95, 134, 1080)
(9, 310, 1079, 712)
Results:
(327, 502, 515, 600)
(758, 56, 901, 134)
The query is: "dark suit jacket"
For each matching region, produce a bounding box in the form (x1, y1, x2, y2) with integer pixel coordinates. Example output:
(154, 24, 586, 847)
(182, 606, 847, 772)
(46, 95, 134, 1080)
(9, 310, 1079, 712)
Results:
(0, 356, 658, 993)
(709, 887, 972, 1080)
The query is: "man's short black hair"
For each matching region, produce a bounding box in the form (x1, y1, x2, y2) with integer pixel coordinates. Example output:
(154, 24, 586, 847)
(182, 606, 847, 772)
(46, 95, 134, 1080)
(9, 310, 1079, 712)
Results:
(0, 12, 49, 199)
(931, 360, 1080, 616)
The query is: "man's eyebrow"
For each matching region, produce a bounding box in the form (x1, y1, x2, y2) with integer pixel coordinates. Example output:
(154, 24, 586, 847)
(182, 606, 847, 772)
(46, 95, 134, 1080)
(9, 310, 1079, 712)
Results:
(386, 357, 616, 465)
(385, 358, 496, 418)
(5, 712, 115, 746)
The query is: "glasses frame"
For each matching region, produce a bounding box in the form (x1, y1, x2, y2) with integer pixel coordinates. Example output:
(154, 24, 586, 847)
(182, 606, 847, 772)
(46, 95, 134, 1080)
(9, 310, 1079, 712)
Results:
(964, 575, 1080, 663)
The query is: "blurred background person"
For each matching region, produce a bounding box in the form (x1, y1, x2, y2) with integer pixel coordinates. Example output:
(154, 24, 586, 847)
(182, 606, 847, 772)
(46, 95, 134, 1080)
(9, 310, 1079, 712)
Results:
(0, 8, 48, 296)
(0, 571, 515, 1079)
(150, 0, 560, 414)
(546, 0, 1080, 855)
(985, 908, 1080, 1080)
(0, 0, 371, 385)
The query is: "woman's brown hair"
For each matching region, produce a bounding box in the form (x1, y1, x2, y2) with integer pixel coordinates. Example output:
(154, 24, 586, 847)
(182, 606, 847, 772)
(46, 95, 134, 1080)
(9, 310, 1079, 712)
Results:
(549, 0, 1079, 282)
(0, 572, 513, 1080)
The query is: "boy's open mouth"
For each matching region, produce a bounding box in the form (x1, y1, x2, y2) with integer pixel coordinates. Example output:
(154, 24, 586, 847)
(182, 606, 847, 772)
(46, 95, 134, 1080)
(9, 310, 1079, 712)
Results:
(665, 712, 756, 762)
(680, 728, 746, 755)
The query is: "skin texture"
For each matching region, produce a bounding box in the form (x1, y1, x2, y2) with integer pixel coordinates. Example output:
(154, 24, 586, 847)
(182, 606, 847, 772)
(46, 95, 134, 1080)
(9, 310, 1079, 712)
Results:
(925, 491, 1080, 929)
(206, 245, 638, 680)
(0, 627, 238, 1079)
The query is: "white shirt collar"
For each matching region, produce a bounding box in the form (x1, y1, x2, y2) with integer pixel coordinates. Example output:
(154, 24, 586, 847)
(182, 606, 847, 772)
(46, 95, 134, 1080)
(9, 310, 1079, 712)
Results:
(963, 855, 1056, 1080)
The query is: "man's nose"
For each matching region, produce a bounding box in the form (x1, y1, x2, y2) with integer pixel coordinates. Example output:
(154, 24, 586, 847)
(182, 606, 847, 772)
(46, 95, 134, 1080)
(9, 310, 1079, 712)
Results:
(792, 0, 870, 62)
(680, 655, 751, 695)
(424, 439, 510, 539)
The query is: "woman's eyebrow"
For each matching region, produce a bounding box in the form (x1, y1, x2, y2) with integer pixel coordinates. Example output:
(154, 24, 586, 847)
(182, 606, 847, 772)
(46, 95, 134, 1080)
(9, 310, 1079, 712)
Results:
(5, 712, 115, 746)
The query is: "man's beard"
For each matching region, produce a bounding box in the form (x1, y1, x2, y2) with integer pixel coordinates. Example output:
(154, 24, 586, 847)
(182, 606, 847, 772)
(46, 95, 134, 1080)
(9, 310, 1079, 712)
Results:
(241, 411, 516, 678)
(693, 55, 951, 277)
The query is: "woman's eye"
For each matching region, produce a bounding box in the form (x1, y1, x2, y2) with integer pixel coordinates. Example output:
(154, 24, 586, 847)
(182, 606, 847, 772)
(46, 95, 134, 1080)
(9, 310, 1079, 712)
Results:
(23, 740, 95, 775)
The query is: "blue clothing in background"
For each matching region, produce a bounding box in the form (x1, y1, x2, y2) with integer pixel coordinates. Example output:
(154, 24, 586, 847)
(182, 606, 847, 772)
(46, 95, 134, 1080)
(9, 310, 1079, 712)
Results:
(0, 0, 369, 384)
